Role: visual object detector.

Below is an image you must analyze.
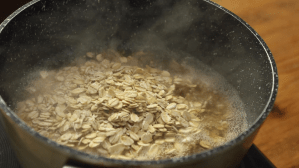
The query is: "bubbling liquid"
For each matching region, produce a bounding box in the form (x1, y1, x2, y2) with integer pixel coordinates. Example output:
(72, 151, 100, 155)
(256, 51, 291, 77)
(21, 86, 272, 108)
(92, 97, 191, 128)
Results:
(15, 50, 248, 160)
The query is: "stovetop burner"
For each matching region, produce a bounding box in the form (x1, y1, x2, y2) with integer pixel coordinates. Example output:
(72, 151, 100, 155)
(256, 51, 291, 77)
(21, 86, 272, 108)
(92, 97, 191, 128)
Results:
(239, 143, 276, 168)
(0, 123, 275, 168)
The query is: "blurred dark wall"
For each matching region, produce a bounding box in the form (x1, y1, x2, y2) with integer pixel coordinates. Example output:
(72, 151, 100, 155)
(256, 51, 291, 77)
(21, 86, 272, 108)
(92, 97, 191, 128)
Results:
(0, 0, 32, 23)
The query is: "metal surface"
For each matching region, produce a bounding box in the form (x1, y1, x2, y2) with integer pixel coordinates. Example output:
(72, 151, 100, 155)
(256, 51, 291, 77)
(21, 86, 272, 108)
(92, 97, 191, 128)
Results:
(0, 118, 276, 168)
(0, 122, 276, 168)
(0, 117, 21, 168)
(0, 0, 278, 168)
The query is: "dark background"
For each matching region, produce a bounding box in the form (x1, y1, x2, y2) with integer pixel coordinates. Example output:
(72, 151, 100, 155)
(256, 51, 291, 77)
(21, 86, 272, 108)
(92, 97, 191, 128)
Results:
(0, 0, 31, 23)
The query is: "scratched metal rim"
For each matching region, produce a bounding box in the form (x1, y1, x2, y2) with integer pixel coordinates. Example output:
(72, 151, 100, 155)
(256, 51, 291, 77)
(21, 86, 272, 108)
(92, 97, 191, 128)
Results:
(0, 0, 279, 166)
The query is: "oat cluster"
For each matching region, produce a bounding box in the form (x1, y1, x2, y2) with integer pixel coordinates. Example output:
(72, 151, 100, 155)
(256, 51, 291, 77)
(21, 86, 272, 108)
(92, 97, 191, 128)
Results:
(16, 51, 229, 160)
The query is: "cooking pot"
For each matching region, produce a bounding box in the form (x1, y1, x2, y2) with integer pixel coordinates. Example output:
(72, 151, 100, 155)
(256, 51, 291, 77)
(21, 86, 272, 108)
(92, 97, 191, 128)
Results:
(0, 0, 278, 168)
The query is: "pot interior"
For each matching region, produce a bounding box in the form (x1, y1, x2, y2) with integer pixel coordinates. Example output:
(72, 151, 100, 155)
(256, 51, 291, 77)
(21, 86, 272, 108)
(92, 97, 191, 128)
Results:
(0, 0, 277, 162)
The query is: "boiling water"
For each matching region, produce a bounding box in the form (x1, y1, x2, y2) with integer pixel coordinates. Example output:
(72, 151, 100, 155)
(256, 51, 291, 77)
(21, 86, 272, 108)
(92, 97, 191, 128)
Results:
(15, 50, 248, 160)
(131, 51, 249, 158)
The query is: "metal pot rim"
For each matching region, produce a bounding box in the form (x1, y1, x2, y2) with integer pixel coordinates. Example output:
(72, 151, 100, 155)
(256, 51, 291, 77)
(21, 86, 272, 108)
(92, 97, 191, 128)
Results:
(0, 0, 279, 166)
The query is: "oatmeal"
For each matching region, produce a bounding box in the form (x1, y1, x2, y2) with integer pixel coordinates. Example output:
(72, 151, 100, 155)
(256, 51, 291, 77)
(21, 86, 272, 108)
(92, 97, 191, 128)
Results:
(16, 50, 247, 160)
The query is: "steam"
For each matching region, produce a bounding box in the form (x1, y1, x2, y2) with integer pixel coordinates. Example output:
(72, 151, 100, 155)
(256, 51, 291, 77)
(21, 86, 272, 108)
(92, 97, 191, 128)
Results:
(1, 0, 248, 137)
